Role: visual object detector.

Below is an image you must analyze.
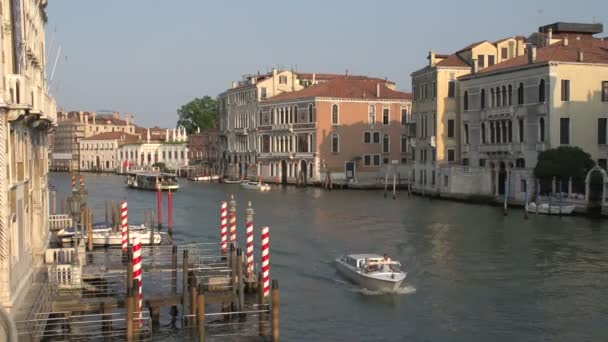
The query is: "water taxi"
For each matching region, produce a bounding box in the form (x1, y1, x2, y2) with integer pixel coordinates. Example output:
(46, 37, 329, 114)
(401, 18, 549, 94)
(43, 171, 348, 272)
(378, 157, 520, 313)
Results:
(126, 171, 179, 191)
(241, 180, 271, 191)
(334, 254, 406, 292)
(526, 202, 576, 215)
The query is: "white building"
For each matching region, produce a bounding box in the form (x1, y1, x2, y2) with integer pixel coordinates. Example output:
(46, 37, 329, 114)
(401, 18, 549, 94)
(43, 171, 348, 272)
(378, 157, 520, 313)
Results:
(0, 0, 57, 322)
(117, 127, 189, 171)
(79, 132, 140, 172)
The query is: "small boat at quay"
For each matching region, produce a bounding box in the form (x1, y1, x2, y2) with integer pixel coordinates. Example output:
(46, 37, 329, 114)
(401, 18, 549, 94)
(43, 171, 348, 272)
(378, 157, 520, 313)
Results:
(221, 178, 243, 184)
(241, 180, 271, 191)
(56, 224, 163, 246)
(334, 254, 406, 292)
(126, 171, 179, 191)
(189, 175, 220, 182)
(526, 202, 576, 215)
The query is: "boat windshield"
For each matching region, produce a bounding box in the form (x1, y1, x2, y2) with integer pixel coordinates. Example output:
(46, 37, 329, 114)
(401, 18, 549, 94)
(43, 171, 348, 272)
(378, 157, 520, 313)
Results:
(363, 261, 401, 274)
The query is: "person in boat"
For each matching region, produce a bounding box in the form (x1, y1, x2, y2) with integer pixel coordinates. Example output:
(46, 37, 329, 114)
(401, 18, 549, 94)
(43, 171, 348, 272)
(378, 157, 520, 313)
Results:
(382, 254, 392, 272)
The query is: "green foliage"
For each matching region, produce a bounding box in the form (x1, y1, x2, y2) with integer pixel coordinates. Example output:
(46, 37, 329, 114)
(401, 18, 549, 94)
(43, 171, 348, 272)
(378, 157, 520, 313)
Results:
(176, 96, 218, 133)
(534, 146, 595, 181)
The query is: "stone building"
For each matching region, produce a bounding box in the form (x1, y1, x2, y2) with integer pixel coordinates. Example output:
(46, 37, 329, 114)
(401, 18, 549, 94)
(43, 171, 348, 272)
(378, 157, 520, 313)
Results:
(117, 126, 189, 171)
(0, 0, 56, 323)
(257, 78, 412, 184)
(456, 22, 608, 201)
(50, 111, 135, 171)
(79, 132, 140, 172)
(188, 127, 222, 166)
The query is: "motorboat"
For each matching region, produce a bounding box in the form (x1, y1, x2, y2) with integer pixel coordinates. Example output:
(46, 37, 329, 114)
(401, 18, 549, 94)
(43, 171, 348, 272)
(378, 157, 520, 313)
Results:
(241, 180, 271, 191)
(126, 171, 179, 191)
(57, 224, 163, 246)
(221, 178, 243, 184)
(527, 202, 576, 215)
(189, 175, 220, 182)
(334, 254, 406, 292)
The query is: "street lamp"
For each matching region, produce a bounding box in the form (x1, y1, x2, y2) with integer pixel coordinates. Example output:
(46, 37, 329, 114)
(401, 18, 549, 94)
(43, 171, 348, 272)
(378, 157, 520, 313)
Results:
(67, 190, 81, 249)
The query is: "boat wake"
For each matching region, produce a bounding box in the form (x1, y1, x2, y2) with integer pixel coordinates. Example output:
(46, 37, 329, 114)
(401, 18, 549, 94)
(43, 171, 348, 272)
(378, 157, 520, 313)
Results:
(350, 285, 416, 296)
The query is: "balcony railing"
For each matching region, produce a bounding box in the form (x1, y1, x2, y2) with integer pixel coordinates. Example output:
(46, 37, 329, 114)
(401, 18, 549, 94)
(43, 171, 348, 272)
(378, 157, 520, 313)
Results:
(479, 143, 512, 153)
(292, 122, 316, 130)
(6, 74, 31, 109)
(271, 123, 293, 132)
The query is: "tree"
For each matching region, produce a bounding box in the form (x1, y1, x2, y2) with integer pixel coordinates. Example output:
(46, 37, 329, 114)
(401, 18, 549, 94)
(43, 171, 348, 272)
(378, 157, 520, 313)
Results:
(176, 96, 218, 133)
(534, 146, 595, 182)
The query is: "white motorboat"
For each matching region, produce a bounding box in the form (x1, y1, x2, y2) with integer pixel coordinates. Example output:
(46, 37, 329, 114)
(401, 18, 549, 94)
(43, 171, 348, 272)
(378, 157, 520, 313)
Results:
(189, 175, 220, 182)
(57, 224, 163, 246)
(527, 202, 576, 215)
(240, 180, 271, 191)
(221, 178, 243, 184)
(334, 254, 406, 292)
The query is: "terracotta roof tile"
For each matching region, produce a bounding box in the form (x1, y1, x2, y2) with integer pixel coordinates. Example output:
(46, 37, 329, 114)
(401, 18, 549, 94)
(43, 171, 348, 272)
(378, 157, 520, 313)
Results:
(296, 72, 392, 83)
(436, 54, 470, 67)
(82, 132, 140, 141)
(456, 40, 490, 53)
(263, 78, 411, 102)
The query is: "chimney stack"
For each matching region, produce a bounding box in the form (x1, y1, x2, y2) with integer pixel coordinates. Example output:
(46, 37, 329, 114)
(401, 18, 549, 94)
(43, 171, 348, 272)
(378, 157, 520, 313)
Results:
(312, 73, 316, 84)
(472, 57, 479, 73)
(428, 51, 436, 67)
(376, 83, 380, 98)
(231, 81, 237, 89)
(578, 50, 584, 62)
(84, 112, 89, 124)
(527, 44, 537, 64)
(547, 28, 553, 46)
(113, 111, 119, 119)
(78, 111, 84, 123)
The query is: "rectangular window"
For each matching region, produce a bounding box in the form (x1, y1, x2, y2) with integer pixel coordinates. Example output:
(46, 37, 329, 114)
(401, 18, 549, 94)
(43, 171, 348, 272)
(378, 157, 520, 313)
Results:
(382, 135, 390, 153)
(432, 82, 436, 99)
(364, 132, 371, 144)
(488, 55, 495, 66)
(401, 108, 408, 125)
(373, 155, 380, 166)
(560, 118, 570, 144)
(521, 179, 527, 193)
(519, 119, 524, 143)
(479, 158, 486, 167)
(447, 149, 455, 162)
(599, 118, 607, 144)
(447, 119, 455, 138)
(501, 47, 508, 59)
(599, 159, 607, 170)
(444, 175, 449, 187)
(332, 134, 339, 153)
(448, 81, 455, 98)
(602, 81, 608, 102)
(261, 87, 267, 99)
(364, 155, 371, 166)
(383, 157, 389, 165)
(477, 54, 485, 68)
(373, 132, 380, 144)
(401, 135, 407, 152)
(383, 108, 389, 125)
(561, 80, 570, 101)
(401, 158, 407, 164)
(464, 123, 469, 144)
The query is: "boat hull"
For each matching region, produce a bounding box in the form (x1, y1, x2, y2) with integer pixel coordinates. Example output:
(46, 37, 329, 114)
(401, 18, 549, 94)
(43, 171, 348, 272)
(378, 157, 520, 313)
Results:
(334, 259, 404, 292)
(241, 182, 271, 191)
(527, 203, 576, 215)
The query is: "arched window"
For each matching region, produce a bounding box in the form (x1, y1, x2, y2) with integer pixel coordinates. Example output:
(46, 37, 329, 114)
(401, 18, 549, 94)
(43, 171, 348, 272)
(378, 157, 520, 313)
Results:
(259, 109, 263, 125)
(383, 134, 390, 153)
(508, 85, 513, 105)
(491, 88, 495, 107)
(502, 86, 507, 106)
(331, 133, 339, 153)
(490, 122, 495, 143)
(293, 106, 298, 123)
(480, 89, 486, 109)
(496, 87, 501, 107)
(308, 104, 314, 122)
(331, 104, 339, 125)
(539, 79, 546, 103)
(516, 158, 526, 168)
(369, 105, 376, 124)
(539, 117, 545, 142)
(481, 122, 486, 144)
(271, 108, 275, 124)
(507, 120, 513, 143)
(518, 83, 524, 105)
(15, 80, 21, 104)
(463, 91, 469, 110)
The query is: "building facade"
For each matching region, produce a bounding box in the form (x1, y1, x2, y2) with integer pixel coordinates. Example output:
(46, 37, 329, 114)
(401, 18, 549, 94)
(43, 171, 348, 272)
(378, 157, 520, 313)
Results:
(79, 132, 139, 172)
(257, 78, 412, 184)
(0, 0, 57, 317)
(117, 127, 189, 171)
(51, 111, 136, 171)
(410, 36, 526, 194)
(457, 23, 608, 200)
(188, 128, 221, 166)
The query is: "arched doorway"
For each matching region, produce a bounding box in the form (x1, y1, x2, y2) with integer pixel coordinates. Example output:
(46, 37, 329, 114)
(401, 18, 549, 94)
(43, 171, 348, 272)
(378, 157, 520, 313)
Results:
(281, 160, 287, 185)
(300, 160, 307, 185)
(498, 162, 507, 195)
(96, 156, 101, 171)
(585, 166, 608, 206)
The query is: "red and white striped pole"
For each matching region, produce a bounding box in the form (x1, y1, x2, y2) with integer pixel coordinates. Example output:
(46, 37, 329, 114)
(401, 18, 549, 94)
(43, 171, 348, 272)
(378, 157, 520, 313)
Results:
(245, 202, 254, 279)
(79, 175, 84, 188)
(71, 174, 76, 191)
(220, 202, 228, 254)
(121, 200, 128, 251)
(229, 194, 237, 247)
(261, 226, 270, 298)
(132, 237, 143, 327)
(156, 184, 163, 228)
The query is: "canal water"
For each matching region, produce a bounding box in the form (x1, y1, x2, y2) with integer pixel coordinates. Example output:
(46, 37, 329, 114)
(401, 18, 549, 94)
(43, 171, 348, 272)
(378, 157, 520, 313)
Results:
(51, 173, 608, 341)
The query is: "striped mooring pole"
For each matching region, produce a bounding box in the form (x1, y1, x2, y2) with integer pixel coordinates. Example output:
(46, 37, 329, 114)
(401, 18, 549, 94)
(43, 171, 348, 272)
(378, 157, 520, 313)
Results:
(133, 237, 143, 327)
(79, 175, 84, 188)
(157, 184, 163, 228)
(121, 200, 129, 251)
(71, 174, 76, 191)
(220, 202, 228, 254)
(261, 226, 270, 298)
(246, 202, 255, 279)
(229, 194, 237, 247)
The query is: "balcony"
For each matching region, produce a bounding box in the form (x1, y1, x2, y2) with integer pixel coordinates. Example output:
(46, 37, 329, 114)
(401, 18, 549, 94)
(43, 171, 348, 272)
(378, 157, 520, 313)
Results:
(233, 127, 248, 135)
(481, 106, 514, 121)
(5, 74, 31, 111)
(292, 122, 316, 130)
(271, 123, 293, 132)
(479, 143, 512, 153)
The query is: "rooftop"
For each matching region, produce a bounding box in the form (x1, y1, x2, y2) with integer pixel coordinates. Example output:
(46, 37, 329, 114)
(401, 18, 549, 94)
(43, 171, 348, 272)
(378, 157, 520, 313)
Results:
(81, 132, 140, 141)
(538, 22, 603, 35)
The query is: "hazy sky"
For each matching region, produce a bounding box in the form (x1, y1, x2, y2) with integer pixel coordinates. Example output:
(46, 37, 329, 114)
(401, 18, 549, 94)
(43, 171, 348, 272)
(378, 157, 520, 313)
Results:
(46, 1, 607, 128)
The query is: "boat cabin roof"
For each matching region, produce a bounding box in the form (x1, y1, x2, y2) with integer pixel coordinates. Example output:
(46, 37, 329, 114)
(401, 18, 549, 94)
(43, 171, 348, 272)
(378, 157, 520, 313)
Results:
(348, 254, 383, 261)
(130, 172, 176, 177)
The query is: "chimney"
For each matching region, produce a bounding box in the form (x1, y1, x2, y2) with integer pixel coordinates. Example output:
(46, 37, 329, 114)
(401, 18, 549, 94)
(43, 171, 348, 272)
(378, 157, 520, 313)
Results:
(472, 57, 479, 73)
(231, 81, 237, 89)
(125, 113, 131, 125)
(91, 112, 96, 125)
(547, 28, 553, 46)
(428, 51, 436, 67)
(272, 68, 278, 94)
(563, 37, 569, 46)
(84, 113, 89, 124)
(527, 44, 536, 64)
(376, 83, 380, 98)
(578, 50, 584, 62)
(78, 111, 84, 123)
(113, 111, 119, 119)
(312, 73, 316, 84)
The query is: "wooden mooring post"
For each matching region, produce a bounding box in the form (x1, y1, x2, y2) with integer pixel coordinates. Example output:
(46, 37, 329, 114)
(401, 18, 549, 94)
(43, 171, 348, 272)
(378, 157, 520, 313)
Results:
(236, 248, 245, 314)
(126, 279, 134, 341)
(258, 272, 268, 337)
(197, 284, 206, 342)
(87, 208, 93, 252)
(271, 280, 280, 341)
(171, 245, 178, 294)
(182, 250, 189, 312)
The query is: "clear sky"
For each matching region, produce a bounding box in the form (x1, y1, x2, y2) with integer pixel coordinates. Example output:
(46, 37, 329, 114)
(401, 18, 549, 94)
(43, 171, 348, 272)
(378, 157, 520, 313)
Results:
(46, 0, 607, 128)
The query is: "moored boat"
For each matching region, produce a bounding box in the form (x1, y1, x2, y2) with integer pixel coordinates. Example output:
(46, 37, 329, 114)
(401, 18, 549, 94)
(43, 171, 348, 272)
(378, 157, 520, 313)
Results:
(189, 175, 220, 182)
(126, 171, 179, 191)
(57, 224, 163, 246)
(241, 180, 271, 191)
(221, 178, 243, 184)
(334, 254, 406, 292)
(526, 202, 576, 215)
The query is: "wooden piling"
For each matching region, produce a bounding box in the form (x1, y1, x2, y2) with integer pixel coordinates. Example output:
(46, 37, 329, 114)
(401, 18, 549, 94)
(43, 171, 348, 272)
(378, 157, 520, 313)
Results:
(230, 246, 237, 301)
(127, 245, 133, 294)
(258, 272, 267, 336)
(271, 280, 280, 341)
(126, 279, 134, 341)
(52, 190, 57, 215)
(172, 245, 178, 295)
(87, 208, 93, 252)
(150, 306, 160, 332)
(197, 284, 206, 342)
(190, 276, 198, 320)
(524, 180, 529, 220)
(236, 248, 244, 313)
(392, 170, 397, 200)
(182, 250, 189, 310)
(132, 279, 141, 338)
(105, 200, 109, 225)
